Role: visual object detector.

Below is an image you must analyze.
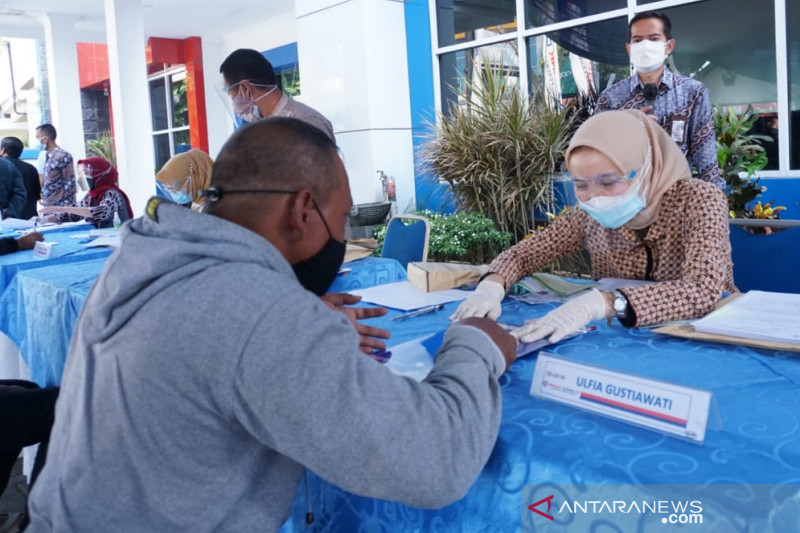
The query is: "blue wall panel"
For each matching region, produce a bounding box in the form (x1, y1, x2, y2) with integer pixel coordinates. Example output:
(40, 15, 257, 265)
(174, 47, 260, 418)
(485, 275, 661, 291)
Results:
(404, 0, 456, 213)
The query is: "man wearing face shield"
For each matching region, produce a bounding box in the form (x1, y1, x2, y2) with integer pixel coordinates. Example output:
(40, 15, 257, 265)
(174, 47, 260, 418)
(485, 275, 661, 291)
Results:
(452, 110, 734, 343)
(28, 118, 517, 532)
(219, 49, 335, 142)
(595, 12, 722, 190)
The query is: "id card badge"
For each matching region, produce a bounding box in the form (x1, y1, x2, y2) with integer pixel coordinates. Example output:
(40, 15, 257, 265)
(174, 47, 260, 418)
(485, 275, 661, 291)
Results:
(670, 114, 687, 143)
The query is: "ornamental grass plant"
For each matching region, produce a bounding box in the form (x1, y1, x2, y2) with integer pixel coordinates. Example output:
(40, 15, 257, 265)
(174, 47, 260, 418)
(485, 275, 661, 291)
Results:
(418, 62, 575, 240)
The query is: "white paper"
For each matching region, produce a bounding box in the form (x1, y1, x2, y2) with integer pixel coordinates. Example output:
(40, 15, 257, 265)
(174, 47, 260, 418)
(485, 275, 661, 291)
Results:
(348, 281, 469, 311)
(1, 217, 35, 230)
(89, 228, 119, 237)
(383, 334, 436, 381)
(692, 290, 800, 345)
(83, 235, 120, 248)
(531, 353, 712, 444)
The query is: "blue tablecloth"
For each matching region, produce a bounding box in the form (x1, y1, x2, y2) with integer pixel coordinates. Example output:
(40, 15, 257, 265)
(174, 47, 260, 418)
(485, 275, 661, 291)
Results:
(0, 225, 111, 294)
(329, 256, 406, 292)
(2, 247, 797, 529)
(279, 298, 800, 532)
(0, 256, 405, 387)
(0, 258, 108, 386)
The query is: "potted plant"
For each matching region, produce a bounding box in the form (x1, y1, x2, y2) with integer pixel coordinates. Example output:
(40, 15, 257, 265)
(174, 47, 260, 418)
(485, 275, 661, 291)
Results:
(418, 61, 575, 241)
(714, 105, 800, 293)
(373, 210, 512, 265)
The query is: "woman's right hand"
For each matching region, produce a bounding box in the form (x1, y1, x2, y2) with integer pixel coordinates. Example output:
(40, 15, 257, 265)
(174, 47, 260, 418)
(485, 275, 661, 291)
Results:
(449, 278, 506, 321)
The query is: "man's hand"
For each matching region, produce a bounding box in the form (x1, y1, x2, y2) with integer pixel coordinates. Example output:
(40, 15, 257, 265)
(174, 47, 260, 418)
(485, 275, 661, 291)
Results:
(321, 293, 391, 354)
(641, 106, 659, 121)
(16, 232, 44, 251)
(456, 317, 517, 375)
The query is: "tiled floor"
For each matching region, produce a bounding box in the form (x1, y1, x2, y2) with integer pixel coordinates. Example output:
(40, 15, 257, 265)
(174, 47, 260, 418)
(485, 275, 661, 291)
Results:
(0, 458, 27, 515)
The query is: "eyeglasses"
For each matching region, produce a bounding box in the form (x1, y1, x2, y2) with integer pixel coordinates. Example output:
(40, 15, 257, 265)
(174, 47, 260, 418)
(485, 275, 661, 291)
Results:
(200, 187, 352, 240)
(565, 170, 637, 191)
(220, 80, 245, 94)
(220, 80, 277, 94)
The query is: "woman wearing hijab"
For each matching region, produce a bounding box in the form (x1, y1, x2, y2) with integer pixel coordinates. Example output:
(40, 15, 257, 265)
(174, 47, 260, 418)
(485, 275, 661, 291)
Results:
(155, 149, 213, 212)
(40, 156, 133, 228)
(452, 109, 734, 343)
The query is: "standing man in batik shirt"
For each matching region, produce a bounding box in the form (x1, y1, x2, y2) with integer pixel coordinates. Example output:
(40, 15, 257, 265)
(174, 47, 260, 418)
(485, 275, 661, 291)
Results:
(595, 12, 723, 190)
(35, 124, 77, 207)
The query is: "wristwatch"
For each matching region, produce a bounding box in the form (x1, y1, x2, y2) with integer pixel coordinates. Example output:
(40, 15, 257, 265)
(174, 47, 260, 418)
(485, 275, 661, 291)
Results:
(611, 290, 628, 320)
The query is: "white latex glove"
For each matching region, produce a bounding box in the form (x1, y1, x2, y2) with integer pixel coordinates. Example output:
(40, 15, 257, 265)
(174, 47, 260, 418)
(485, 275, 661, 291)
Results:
(449, 279, 506, 321)
(511, 289, 608, 343)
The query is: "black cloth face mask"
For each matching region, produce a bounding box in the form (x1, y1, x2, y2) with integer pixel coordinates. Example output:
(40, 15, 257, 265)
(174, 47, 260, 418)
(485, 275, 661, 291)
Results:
(292, 201, 346, 296)
(199, 187, 346, 296)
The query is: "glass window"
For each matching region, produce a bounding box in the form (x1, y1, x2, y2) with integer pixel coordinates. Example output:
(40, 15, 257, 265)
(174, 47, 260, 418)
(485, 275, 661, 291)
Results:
(153, 133, 170, 172)
(149, 67, 191, 172)
(439, 40, 519, 113)
(527, 17, 628, 108)
(657, 1, 776, 165)
(170, 72, 188, 128)
(526, 0, 626, 29)
(149, 78, 168, 131)
(173, 130, 191, 155)
(789, 0, 800, 169)
(279, 64, 301, 97)
(436, 0, 517, 47)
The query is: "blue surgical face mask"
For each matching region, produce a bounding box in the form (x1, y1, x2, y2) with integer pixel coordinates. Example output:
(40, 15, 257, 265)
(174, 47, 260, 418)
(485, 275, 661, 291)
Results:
(577, 150, 651, 229)
(578, 183, 645, 229)
(156, 180, 193, 206)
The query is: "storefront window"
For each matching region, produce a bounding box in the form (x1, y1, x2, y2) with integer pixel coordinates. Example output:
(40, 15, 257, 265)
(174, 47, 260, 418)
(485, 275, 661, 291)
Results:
(789, 0, 800, 169)
(439, 40, 519, 113)
(436, 0, 517, 47)
(526, 0, 626, 29)
(657, 1, 776, 167)
(527, 17, 627, 109)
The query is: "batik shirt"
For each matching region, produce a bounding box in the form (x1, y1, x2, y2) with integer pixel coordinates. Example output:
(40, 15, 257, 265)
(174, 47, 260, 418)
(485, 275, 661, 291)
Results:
(56, 190, 131, 228)
(41, 147, 77, 207)
(488, 180, 735, 327)
(596, 69, 723, 190)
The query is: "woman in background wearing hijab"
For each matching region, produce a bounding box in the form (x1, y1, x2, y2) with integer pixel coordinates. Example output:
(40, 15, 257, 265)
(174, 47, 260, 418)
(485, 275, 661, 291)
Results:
(40, 156, 133, 228)
(452, 109, 734, 343)
(155, 149, 213, 212)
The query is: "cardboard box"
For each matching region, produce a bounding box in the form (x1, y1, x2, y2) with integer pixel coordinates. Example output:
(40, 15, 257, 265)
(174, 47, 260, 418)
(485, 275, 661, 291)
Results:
(407, 262, 488, 292)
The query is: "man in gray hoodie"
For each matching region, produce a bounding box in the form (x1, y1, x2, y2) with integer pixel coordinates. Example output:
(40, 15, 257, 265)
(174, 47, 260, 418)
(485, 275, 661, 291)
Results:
(28, 117, 516, 532)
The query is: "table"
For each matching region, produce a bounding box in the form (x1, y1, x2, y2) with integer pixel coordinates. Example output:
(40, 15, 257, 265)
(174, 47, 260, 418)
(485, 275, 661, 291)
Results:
(0, 256, 405, 386)
(0, 225, 112, 381)
(278, 298, 800, 532)
(3, 255, 798, 529)
(0, 258, 108, 386)
(330, 256, 406, 293)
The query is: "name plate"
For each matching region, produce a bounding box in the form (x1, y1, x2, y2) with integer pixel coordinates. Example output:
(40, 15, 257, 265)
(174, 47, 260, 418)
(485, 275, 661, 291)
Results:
(531, 353, 712, 444)
(33, 241, 56, 259)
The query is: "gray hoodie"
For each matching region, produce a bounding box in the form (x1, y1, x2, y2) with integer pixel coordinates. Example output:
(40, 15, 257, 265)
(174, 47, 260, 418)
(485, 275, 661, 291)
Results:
(28, 201, 505, 532)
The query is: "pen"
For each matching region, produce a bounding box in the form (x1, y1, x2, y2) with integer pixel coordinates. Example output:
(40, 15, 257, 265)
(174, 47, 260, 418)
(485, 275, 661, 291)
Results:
(391, 304, 445, 321)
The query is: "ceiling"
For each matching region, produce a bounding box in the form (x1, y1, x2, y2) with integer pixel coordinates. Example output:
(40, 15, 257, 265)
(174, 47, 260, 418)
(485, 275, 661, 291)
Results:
(0, 0, 295, 41)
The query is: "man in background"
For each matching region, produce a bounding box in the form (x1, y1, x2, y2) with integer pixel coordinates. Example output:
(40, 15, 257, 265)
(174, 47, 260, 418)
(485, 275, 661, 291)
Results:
(35, 124, 76, 207)
(28, 118, 515, 532)
(1, 136, 41, 219)
(219, 48, 335, 142)
(0, 156, 26, 220)
(595, 12, 723, 189)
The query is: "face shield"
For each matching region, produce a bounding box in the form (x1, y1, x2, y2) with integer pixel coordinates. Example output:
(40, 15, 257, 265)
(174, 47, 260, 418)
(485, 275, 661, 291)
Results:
(156, 171, 195, 206)
(214, 79, 278, 124)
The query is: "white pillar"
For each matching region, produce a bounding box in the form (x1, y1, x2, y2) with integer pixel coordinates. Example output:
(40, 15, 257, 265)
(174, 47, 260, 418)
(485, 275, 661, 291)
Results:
(103, 0, 155, 216)
(201, 37, 233, 159)
(40, 14, 86, 161)
(295, 0, 416, 212)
